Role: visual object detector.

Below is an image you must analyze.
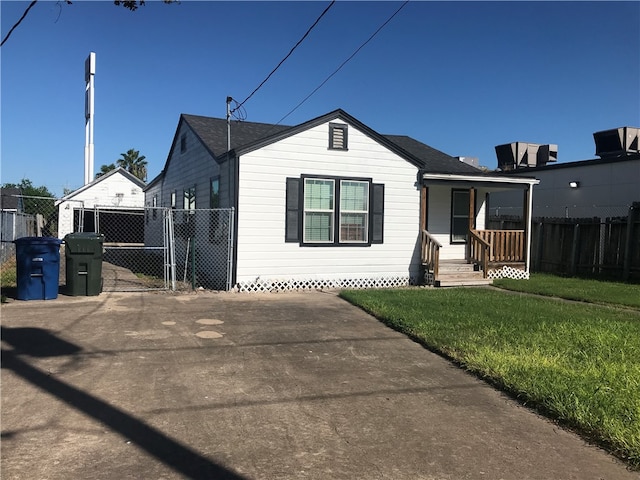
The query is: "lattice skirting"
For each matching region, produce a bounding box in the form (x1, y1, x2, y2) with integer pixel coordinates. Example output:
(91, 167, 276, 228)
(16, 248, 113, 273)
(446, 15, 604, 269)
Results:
(487, 265, 530, 280)
(235, 275, 418, 293)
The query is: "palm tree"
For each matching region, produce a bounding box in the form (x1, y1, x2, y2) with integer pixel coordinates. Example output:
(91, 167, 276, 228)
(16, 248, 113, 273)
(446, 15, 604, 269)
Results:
(116, 149, 147, 182)
(95, 163, 116, 179)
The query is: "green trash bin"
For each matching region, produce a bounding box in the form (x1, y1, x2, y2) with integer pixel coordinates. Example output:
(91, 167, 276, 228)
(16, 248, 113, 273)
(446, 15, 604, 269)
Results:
(64, 232, 104, 296)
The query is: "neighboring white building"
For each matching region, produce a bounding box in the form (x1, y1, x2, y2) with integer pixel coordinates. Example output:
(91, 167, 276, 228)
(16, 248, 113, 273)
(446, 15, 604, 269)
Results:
(491, 127, 640, 219)
(56, 168, 146, 239)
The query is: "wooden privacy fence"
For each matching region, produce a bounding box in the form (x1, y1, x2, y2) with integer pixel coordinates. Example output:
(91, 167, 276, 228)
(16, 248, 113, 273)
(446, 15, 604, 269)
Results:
(488, 202, 640, 281)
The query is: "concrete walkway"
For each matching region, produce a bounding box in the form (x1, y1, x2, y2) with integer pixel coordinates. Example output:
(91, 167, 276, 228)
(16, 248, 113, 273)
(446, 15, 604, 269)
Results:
(1, 290, 635, 479)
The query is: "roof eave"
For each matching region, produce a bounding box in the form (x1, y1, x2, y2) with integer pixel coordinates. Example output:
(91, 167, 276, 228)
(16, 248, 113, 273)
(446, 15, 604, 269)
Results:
(422, 172, 539, 187)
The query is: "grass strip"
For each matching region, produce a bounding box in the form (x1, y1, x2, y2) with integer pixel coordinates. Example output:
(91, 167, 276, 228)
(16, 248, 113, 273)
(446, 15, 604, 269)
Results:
(494, 273, 640, 310)
(340, 287, 640, 468)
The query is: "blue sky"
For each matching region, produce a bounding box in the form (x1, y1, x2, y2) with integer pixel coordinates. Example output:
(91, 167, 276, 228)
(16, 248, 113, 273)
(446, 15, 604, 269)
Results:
(2, 1, 639, 197)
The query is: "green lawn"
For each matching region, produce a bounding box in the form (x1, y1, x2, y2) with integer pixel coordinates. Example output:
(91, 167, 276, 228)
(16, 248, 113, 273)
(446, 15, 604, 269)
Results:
(494, 273, 640, 310)
(340, 286, 640, 468)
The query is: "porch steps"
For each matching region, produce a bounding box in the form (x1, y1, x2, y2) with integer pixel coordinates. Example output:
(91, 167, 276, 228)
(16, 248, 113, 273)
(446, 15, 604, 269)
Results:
(434, 260, 493, 288)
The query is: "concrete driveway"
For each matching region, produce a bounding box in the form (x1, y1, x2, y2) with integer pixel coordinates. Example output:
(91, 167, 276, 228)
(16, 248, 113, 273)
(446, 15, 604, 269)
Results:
(1, 290, 635, 479)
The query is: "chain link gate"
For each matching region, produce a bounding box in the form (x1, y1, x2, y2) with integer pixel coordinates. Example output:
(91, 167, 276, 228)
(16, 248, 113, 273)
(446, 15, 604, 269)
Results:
(71, 206, 166, 292)
(168, 208, 235, 291)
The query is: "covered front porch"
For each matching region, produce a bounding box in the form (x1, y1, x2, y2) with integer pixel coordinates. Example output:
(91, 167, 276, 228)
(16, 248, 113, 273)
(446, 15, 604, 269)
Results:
(419, 172, 539, 286)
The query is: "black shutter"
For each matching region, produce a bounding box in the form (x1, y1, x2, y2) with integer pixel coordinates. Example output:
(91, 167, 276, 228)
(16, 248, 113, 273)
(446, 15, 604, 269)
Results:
(371, 183, 384, 244)
(285, 177, 300, 242)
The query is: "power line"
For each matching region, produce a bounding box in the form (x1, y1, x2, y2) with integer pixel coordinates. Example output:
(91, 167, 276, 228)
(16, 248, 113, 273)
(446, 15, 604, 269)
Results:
(272, 1, 409, 128)
(231, 0, 336, 115)
(1, 0, 38, 47)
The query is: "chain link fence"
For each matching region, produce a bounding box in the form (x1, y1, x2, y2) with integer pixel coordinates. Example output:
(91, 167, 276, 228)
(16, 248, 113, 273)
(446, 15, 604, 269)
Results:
(1, 193, 234, 293)
(1, 194, 57, 265)
(1, 211, 35, 263)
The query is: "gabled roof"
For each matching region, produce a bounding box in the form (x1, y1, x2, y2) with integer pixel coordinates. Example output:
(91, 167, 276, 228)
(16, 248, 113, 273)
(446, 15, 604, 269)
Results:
(56, 167, 146, 205)
(160, 109, 482, 176)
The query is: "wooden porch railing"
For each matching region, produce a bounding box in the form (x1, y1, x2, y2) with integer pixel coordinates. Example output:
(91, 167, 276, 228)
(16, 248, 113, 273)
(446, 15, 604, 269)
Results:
(469, 229, 525, 277)
(421, 229, 442, 278)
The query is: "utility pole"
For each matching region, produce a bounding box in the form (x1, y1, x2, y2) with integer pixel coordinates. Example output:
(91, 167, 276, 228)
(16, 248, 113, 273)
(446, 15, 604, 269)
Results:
(226, 96, 232, 153)
(84, 52, 96, 185)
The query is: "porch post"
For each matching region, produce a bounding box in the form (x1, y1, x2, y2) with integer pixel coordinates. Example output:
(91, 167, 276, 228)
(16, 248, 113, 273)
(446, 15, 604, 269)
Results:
(467, 187, 476, 261)
(524, 184, 534, 274)
(420, 184, 427, 232)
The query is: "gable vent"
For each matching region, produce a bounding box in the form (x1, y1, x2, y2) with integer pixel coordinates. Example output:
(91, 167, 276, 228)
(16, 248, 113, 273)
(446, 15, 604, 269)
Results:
(329, 123, 348, 150)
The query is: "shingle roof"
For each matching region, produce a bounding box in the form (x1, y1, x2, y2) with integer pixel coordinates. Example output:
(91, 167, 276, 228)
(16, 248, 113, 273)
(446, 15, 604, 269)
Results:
(382, 134, 481, 174)
(180, 110, 481, 174)
(182, 114, 291, 158)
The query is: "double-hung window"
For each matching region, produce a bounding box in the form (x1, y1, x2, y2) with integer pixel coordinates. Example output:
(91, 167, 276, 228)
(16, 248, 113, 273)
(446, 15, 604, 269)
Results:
(287, 175, 383, 246)
(339, 180, 369, 243)
(304, 178, 335, 242)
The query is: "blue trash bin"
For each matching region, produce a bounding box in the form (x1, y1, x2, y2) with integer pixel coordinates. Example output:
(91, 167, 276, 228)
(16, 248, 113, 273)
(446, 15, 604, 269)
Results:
(14, 237, 63, 300)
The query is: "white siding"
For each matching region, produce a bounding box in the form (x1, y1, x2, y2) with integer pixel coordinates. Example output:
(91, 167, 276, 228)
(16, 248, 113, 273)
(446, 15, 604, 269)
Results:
(235, 121, 422, 284)
(57, 172, 144, 239)
(426, 186, 466, 260)
(160, 124, 223, 209)
(143, 181, 164, 247)
(475, 188, 489, 230)
(425, 186, 490, 260)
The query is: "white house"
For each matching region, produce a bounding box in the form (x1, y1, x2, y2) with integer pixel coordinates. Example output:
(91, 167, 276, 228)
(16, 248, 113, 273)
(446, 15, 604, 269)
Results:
(56, 168, 146, 240)
(146, 109, 538, 291)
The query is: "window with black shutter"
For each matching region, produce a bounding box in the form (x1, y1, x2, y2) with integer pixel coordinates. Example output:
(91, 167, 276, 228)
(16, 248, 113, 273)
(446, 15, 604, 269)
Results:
(285, 175, 384, 246)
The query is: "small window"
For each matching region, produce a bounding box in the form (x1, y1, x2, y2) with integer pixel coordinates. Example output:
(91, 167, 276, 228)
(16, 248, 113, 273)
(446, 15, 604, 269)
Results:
(170, 191, 176, 209)
(209, 177, 224, 243)
(210, 177, 220, 208)
(184, 186, 196, 210)
(329, 123, 348, 150)
(451, 189, 470, 243)
(152, 194, 158, 219)
(180, 133, 187, 153)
